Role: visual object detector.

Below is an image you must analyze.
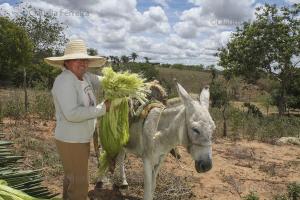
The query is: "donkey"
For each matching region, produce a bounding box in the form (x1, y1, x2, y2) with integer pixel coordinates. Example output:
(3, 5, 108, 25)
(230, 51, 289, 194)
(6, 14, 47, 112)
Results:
(111, 83, 216, 200)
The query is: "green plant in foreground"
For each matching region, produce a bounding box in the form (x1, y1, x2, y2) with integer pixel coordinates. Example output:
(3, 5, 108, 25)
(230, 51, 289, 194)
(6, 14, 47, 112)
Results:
(0, 137, 58, 199)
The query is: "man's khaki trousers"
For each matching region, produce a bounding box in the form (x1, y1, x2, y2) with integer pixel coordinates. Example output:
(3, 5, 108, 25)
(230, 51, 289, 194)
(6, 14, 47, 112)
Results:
(55, 139, 90, 200)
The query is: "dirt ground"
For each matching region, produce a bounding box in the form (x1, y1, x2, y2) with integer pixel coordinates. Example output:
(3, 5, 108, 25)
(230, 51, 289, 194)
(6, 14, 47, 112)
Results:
(2, 118, 300, 200)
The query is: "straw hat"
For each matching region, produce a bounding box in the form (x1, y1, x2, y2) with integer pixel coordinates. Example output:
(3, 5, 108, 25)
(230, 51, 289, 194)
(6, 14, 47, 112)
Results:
(44, 39, 106, 68)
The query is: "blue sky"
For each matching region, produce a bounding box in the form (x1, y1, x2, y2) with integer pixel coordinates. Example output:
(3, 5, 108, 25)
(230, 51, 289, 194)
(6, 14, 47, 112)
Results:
(0, 0, 299, 67)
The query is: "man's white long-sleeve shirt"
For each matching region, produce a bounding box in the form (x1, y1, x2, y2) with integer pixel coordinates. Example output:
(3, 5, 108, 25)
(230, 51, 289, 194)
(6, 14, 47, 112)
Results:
(51, 69, 106, 143)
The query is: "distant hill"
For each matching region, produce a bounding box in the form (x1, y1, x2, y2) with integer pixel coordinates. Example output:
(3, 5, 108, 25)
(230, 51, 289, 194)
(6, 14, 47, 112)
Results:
(156, 67, 212, 96)
(155, 66, 266, 102)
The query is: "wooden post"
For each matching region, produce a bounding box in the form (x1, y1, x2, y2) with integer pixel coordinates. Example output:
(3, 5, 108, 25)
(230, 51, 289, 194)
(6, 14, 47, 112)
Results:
(23, 67, 28, 113)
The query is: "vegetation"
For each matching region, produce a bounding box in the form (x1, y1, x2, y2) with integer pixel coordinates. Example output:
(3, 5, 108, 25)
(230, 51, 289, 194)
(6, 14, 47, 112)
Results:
(1, 2, 300, 200)
(0, 3, 67, 88)
(0, 88, 55, 121)
(219, 3, 300, 115)
(210, 79, 229, 137)
(0, 128, 58, 199)
(243, 191, 259, 200)
(242, 182, 300, 200)
(0, 17, 33, 85)
(211, 106, 300, 141)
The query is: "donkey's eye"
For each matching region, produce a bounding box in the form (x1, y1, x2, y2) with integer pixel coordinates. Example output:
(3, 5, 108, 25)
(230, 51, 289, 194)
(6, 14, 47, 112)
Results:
(192, 128, 201, 135)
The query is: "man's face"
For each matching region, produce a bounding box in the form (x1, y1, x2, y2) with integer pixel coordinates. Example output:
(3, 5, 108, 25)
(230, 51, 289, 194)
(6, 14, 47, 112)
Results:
(65, 59, 89, 79)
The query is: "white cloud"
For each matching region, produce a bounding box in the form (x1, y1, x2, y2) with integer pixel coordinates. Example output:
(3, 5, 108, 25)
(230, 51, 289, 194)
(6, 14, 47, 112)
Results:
(286, 0, 300, 4)
(0, 3, 14, 16)
(92, 0, 137, 19)
(173, 0, 256, 47)
(200, 0, 255, 21)
(153, 0, 170, 8)
(173, 21, 198, 38)
(200, 31, 233, 50)
(180, 0, 255, 28)
(21, 0, 86, 27)
(1, 0, 253, 66)
(188, 0, 202, 6)
(130, 6, 170, 34)
(128, 36, 153, 51)
(167, 34, 198, 50)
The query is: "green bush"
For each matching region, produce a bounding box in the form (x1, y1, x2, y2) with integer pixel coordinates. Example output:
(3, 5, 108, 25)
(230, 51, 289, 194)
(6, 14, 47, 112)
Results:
(274, 182, 300, 200)
(112, 62, 159, 81)
(274, 195, 287, 200)
(287, 182, 300, 200)
(243, 191, 259, 200)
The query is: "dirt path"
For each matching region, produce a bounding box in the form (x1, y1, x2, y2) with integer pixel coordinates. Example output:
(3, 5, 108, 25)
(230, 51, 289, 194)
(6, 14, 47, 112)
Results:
(171, 139, 300, 199)
(2, 119, 300, 199)
(106, 138, 299, 200)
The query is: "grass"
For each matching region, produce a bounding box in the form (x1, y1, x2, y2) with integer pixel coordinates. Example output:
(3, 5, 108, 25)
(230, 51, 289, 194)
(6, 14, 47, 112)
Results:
(231, 101, 278, 116)
(243, 191, 260, 200)
(0, 87, 55, 120)
(156, 67, 211, 97)
(2, 86, 300, 144)
(2, 119, 63, 178)
(1, 85, 299, 199)
(211, 106, 300, 142)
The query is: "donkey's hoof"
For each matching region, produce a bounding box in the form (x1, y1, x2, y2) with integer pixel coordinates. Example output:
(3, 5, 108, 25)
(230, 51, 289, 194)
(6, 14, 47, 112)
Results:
(120, 180, 129, 189)
(113, 181, 128, 190)
(94, 181, 103, 190)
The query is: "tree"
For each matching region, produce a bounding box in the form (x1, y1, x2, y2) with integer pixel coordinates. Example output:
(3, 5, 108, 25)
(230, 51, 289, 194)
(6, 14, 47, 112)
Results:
(121, 55, 129, 63)
(131, 52, 138, 62)
(87, 48, 98, 56)
(219, 3, 300, 115)
(285, 68, 300, 110)
(259, 93, 273, 116)
(13, 4, 68, 63)
(2, 3, 68, 88)
(0, 17, 33, 84)
(210, 80, 230, 137)
(208, 65, 218, 83)
(144, 56, 150, 63)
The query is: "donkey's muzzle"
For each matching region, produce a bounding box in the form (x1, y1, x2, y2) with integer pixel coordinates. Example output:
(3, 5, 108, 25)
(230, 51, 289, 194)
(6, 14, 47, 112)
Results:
(195, 159, 212, 173)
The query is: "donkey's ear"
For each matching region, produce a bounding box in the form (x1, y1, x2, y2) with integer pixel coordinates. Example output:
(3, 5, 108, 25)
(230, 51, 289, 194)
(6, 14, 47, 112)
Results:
(177, 83, 193, 105)
(199, 85, 210, 109)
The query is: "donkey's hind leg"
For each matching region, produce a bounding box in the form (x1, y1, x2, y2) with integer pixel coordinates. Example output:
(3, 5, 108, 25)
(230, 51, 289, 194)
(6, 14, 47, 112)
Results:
(152, 153, 167, 194)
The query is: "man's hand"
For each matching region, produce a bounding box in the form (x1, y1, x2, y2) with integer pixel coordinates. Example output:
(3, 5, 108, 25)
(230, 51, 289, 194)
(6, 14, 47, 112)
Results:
(104, 99, 111, 112)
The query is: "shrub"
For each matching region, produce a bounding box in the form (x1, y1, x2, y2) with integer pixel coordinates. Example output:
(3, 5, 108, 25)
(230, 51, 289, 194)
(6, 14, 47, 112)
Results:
(287, 182, 300, 200)
(243, 191, 259, 200)
(273, 182, 300, 200)
(33, 91, 55, 120)
(1, 90, 25, 119)
(211, 105, 300, 140)
(113, 62, 159, 81)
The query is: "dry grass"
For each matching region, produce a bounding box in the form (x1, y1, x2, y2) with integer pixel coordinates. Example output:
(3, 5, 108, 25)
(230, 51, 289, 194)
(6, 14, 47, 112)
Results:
(124, 164, 194, 200)
(219, 169, 243, 198)
(156, 67, 211, 96)
(231, 101, 278, 116)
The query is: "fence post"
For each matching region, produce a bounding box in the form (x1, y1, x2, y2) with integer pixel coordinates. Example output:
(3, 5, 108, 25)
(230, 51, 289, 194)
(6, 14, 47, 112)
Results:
(23, 67, 28, 113)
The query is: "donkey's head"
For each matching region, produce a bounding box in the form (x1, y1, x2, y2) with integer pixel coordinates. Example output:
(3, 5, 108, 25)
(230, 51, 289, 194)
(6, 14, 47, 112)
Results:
(177, 83, 216, 173)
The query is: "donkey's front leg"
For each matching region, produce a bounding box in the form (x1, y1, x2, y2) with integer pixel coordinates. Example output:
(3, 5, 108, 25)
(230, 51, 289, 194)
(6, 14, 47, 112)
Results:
(113, 148, 128, 188)
(143, 158, 154, 200)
